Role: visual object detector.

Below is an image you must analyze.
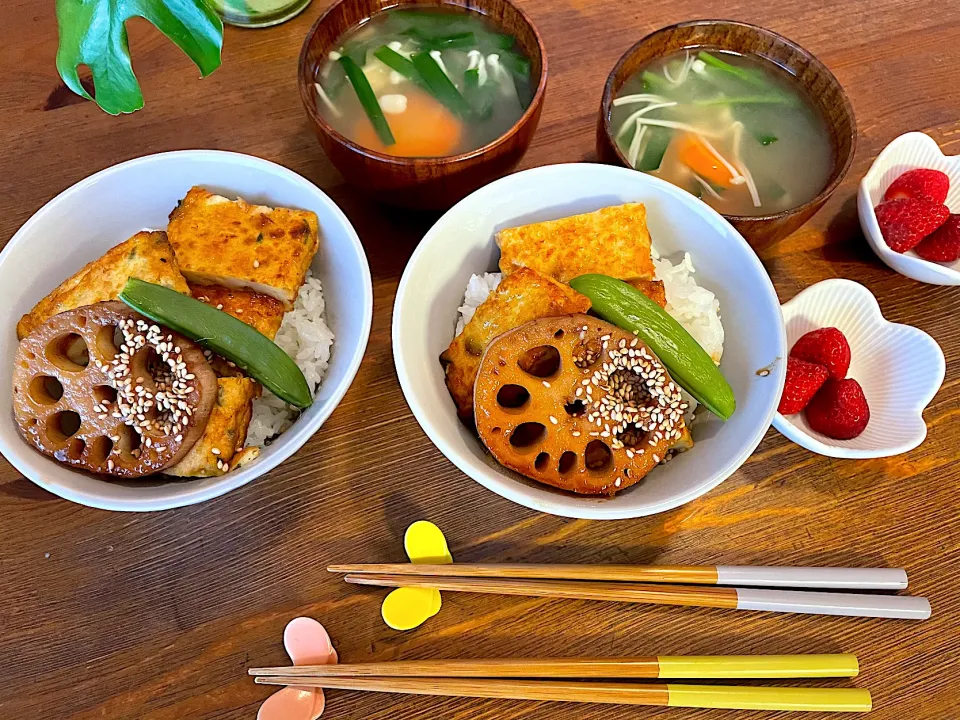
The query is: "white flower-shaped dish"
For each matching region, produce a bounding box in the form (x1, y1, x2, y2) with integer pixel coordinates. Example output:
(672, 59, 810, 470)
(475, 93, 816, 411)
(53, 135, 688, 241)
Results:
(858, 131, 960, 285)
(773, 279, 944, 458)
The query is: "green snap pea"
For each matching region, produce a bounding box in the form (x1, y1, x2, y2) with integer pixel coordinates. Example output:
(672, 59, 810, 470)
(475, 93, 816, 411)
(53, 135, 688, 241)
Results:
(119, 279, 313, 409)
(569, 274, 736, 420)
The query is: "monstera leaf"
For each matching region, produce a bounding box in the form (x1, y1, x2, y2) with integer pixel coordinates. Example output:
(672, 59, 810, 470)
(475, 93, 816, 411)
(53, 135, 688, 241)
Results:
(55, 0, 224, 114)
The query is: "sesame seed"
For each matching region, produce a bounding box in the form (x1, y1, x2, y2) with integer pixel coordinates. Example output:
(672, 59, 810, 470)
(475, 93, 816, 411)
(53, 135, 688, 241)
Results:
(542, 381, 550, 388)
(253, 260, 260, 268)
(216, 304, 224, 310)
(549, 416, 558, 425)
(211, 448, 221, 456)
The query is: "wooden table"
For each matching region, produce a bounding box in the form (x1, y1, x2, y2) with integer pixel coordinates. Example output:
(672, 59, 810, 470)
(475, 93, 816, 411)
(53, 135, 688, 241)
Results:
(2, 1, 958, 717)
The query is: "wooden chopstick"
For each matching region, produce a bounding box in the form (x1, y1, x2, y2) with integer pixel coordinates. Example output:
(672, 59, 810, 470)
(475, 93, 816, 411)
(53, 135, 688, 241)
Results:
(252, 676, 872, 712)
(250, 654, 860, 679)
(328, 563, 908, 590)
(344, 573, 931, 620)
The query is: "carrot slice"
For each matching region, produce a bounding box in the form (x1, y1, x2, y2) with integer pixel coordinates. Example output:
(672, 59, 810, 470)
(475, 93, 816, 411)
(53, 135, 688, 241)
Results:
(675, 132, 741, 189)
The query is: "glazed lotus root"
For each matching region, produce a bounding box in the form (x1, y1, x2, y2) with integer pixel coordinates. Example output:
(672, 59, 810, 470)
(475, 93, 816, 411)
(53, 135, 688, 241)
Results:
(474, 314, 689, 495)
(12, 302, 218, 478)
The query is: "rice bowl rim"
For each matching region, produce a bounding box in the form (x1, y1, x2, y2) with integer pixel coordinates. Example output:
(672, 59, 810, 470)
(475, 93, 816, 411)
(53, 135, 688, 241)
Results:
(393, 162, 786, 520)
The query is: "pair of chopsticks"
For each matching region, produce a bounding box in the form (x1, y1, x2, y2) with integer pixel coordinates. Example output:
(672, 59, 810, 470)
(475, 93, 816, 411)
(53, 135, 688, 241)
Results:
(251, 654, 872, 712)
(328, 563, 931, 620)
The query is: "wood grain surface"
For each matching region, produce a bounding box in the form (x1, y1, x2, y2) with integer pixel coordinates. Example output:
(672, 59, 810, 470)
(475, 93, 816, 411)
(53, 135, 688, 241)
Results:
(1, 1, 958, 718)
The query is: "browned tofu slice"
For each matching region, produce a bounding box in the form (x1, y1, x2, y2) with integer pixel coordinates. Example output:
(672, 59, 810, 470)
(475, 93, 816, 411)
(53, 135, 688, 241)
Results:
(189, 284, 285, 340)
(496, 203, 656, 282)
(167, 187, 319, 309)
(17, 231, 188, 339)
(165, 377, 257, 477)
(671, 423, 694, 452)
(628, 279, 667, 308)
(440, 268, 591, 423)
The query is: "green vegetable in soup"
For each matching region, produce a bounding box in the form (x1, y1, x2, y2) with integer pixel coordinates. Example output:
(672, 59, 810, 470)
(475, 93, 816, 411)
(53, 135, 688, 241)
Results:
(490, 32, 518, 50)
(464, 66, 495, 119)
(411, 52, 472, 118)
(569, 274, 736, 420)
(636, 126, 673, 171)
(374, 45, 427, 89)
(342, 40, 371, 67)
(401, 27, 477, 50)
(339, 55, 395, 146)
(55, 0, 223, 115)
(119, 279, 313, 409)
(697, 51, 768, 89)
(641, 70, 670, 94)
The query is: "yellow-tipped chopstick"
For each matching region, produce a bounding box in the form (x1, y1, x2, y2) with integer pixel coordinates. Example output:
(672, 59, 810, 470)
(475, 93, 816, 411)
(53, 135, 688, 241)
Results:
(343, 573, 930, 620)
(329, 563, 908, 590)
(250, 654, 859, 679)
(252, 676, 872, 712)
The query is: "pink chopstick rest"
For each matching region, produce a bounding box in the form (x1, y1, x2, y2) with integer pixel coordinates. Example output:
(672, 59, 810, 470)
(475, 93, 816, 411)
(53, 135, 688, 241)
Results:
(258, 618, 337, 720)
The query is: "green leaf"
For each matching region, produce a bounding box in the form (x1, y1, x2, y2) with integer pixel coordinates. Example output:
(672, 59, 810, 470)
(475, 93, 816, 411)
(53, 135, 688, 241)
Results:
(56, 0, 224, 115)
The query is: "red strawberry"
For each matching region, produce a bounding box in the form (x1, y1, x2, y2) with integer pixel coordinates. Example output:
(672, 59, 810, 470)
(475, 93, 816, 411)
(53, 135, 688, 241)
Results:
(884, 168, 950, 204)
(805, 378, 870, 440)
(874, 198, 949, 253)
(790, 327, 851, 380)
(914, 214, 960, 262)
(779, 357, 829, 415)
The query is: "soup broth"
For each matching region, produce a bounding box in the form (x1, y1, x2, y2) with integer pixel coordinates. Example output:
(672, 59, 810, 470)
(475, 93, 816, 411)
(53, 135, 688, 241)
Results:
(611, 49, 833, 217)
(316, 7, 534, 158)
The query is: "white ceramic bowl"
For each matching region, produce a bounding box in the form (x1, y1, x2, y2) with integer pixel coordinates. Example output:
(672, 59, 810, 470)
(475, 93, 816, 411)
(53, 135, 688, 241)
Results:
(773, 279, 944, 458)
(0, 150, 372, 511)
(859, 131, 960, 285)
(393, 163, 786, 520)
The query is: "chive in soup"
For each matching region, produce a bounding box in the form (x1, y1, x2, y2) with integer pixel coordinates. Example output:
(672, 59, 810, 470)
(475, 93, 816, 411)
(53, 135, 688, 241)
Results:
(316, 8, 534, 158)
(611, 49, 833, 217)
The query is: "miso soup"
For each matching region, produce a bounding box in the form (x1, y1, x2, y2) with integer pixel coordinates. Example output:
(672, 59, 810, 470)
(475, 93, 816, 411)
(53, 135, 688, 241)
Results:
(316, 7, 534, 158)
(611, 49, 833, 217)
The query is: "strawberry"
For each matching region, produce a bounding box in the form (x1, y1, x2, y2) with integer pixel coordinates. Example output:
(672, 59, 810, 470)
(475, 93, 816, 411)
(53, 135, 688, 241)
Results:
(884, 168, 950, 204)
(805, 378, 870, 440)
(789, 327, 851, 380)
(914, 214, 960, 262)
(778, 357, 829, 415)
(874, 198, 949, 253)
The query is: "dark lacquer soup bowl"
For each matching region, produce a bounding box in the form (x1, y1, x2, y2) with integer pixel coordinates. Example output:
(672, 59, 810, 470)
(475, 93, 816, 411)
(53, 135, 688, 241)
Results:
(598, 20, 857, 251)
(299, 0, 548, 210)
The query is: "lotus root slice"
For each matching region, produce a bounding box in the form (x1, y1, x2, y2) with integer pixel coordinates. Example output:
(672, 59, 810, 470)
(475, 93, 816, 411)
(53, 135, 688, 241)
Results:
(473, 314, 689, 495)
(12, 301, 217, 478)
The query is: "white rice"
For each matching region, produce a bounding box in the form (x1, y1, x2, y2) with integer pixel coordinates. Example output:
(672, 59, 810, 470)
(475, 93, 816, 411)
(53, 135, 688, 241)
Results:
(452, 250, 724, 427)
(455, 272, 502, 336)
(246, 271, 334, 447)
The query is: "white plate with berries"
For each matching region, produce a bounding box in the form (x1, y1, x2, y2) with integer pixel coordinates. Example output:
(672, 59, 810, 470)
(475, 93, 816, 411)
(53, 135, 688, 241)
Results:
(773, 279, 944, 458)
(859, 132, 960, 285)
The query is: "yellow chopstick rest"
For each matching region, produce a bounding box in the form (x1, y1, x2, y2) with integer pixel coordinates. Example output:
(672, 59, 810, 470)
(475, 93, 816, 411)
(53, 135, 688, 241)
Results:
(381, 521, 452, 631)
(657, 654, 859, 679)
(665, 684, 872, 712)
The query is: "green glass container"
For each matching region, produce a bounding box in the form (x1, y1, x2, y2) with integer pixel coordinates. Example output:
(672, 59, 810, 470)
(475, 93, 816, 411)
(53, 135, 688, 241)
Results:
(209, 0, 313, 28)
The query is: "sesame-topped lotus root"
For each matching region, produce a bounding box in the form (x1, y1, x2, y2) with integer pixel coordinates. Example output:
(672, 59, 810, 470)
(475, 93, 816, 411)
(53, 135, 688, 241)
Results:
(473, 314, 689, 496)
(11, 302, 218, 478)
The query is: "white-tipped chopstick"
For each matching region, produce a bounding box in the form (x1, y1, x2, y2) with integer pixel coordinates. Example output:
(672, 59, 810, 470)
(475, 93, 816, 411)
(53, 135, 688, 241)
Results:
(343, 574, 931, 620)
(250, 653, 861, 679)
(252, 676, 873, 712)
(328, 563, 908, 590)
